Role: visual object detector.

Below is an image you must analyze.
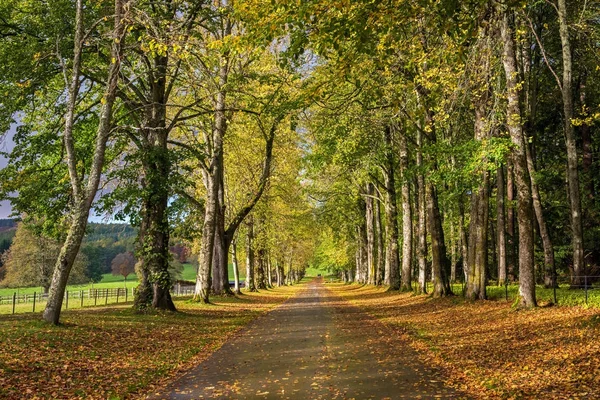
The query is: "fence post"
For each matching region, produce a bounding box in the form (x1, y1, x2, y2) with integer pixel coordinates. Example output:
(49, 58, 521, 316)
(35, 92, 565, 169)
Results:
(116, 288, 120, 304)
(105, 289, 108, 305)
(66, 291, 69, 309)
(94, 289, 97, 306)
(80, 290, 84, 308)
(12, 292, 16, 314)
(33, 292, 36, 313)
(125, 287, 128, 302)
(585, 275, 588, 305)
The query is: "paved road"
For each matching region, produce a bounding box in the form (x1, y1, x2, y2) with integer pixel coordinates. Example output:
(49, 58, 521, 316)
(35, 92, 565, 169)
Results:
(148, 279, 460, 399)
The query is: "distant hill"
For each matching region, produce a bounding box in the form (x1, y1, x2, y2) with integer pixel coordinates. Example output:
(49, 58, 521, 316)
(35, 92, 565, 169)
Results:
(0, 219, 17, 233)
(84, 223, 137, 242)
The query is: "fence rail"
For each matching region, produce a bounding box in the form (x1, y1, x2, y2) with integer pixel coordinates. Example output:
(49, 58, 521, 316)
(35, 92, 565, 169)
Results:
(452, 275, 600, 305)
(1, 284, 197, 315)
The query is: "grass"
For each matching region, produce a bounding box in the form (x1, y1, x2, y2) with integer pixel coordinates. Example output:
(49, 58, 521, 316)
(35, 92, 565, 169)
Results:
(0, 263, 253, 315)
(447, 282, 600, 307)
(329, 282, 600, 399)
(0, 283, 304, 399)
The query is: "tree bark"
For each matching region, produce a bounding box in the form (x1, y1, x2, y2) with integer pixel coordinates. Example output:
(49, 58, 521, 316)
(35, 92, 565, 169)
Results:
(416, 131, 427, 294)
(499, 6, 536, 307)
(466, 104, 490, 301)
(427, 183, 453, 297)
(382, 126, 400, 290)
(374, 196, 384, 285)
(466, 36, 491, 301)
(245, 218, 257, 292)
(525, 141, 556, 288)
(506, 160, 516, 281)
(497, 166, 507, 285)
(43, 0, 126, 324)
(399, 133, 413, 291)
(231, 237, 241, 294)
(365, 183, 375, 285)
(557, 0, 585, 288)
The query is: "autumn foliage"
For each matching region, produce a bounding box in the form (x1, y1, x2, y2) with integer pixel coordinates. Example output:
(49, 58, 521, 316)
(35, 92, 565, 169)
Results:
(329, 283, 600, 399)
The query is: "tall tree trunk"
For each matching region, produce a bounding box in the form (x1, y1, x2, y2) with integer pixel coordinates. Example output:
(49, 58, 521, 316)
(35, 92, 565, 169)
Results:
(256, 247, 267, 290)
(399, 133, 413, 291)
(374, 197, 384, 285)
(195, 169, 217, 302)
(427, 183, 452, 297)
(139, 144, 175, 311)
(580, 75, 594, 204)
(231, 237, 241, 294)
(525, 142, 556, 288)
(506, 160, 516, 281)
(557, 0, 585, 287)
(466, 36, 491, 301)
(497, 166, 507, 285)
(466, 104, 490, 301)
(245, 218, 257, 292)
(450, 218, 456, 283)
(211, 117, 277, 295)
(365, 183, 375, 285)
(416, 132, 427, 294)
(383, 127, 400, 290)
(195, 53, 228, 303)
(212, 174, 233, 296)
(499, 6, 536, 307)
(458, 193, 468, 284)
(267, 257, 273, 288)
(43, 0, 126, 324)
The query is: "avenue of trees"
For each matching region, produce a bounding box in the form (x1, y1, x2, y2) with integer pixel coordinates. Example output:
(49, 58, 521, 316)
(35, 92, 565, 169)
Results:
(0, 0, 598, 323)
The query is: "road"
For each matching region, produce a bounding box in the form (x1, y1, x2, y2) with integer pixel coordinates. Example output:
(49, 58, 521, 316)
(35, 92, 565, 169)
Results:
(148, 279, 460, 399)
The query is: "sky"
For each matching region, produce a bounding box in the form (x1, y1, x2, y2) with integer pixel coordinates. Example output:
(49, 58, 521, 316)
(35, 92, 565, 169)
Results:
(0, 124, 16, 219)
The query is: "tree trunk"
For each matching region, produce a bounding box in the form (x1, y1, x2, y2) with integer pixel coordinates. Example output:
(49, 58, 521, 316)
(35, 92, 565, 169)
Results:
(416, 131, 427, 294)
(427, 183, 453, 297)
(506, 160, 516, 281)
(43, 0, 126, 324)
(374, 197, 384, 285)
(466, 43, 491, 301)
(195, 170, 217, 302)
(557, 0, 585, 288)
(383, 127, 400, 290)
(466, 175, 489, 300)
(450, 218, 456, 283)
(499, 6, 536, 307)
(195, 55, 228, 303)
(365, 183, 375, 285)
(497, 166, 507, 285)
(212, 174, 233, 296)
(399, 133, 413, 292)
(525, 142, 556, 288)
(256, 247, 267, 290)
(245, 218, 257, 292)
(267, 257, 273, 288)
(231, 237, 241, 294)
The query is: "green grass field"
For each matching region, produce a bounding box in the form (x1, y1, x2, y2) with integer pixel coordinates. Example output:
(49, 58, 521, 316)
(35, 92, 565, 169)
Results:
(0, 262, 253, 314)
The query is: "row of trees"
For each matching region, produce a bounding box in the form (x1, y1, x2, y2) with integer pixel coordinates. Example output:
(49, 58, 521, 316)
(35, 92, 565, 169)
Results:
(298, 0, 599, 308)
(1, 0, 597, 324)
(0, 0, 315, 324)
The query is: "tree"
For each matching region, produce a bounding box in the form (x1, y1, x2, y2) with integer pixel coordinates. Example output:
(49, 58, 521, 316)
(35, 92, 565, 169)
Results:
(111, 252, 136, 287)
(1, 222, 87, 293)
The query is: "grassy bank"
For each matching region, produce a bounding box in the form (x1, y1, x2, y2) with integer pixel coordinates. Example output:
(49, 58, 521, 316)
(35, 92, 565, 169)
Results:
(329, 283, 600, 399)
(0, 283, 303, 399)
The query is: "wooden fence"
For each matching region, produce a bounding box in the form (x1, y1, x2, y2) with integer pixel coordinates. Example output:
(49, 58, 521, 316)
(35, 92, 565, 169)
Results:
(1, 284, 197, 314)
